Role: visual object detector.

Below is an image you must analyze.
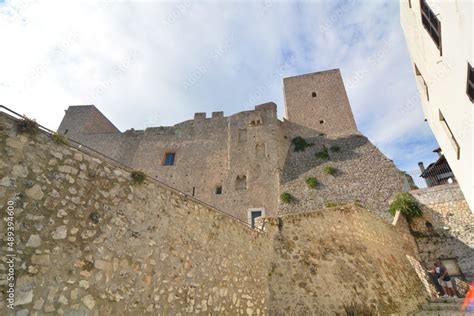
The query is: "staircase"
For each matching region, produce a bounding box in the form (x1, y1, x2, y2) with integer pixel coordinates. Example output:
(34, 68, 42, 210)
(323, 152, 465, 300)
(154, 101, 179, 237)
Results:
(406, 297, 473, 315)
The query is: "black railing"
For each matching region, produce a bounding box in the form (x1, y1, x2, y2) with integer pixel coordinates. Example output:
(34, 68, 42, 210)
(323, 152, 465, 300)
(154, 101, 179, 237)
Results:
(404, 163, 456, 190)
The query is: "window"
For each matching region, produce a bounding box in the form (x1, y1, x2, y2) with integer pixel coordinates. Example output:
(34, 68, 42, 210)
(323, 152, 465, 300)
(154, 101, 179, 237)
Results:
(64, 129, 69, 135)
(235, 175, 247, 190)
(408, 0, 412, 8)
(420, 0, 442, 54)
(247, 208, 266, 228)
(238, 128, 247, 142)
(467, 63, 474, 102)
(319, 120, 325, 124)
(250, 210, 262, 228)
(215, 185, 222, 195)
(415, 64, 429, 101)
(256, 143, 265, 158)
(439, 110, 460, 159)
(163, 152, 175, 166)
(312, 92, 317, 98)
(440, 258, 463, 278)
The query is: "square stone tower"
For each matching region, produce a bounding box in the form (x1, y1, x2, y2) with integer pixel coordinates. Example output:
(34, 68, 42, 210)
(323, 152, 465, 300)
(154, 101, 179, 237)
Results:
(283, 69, 358, 135)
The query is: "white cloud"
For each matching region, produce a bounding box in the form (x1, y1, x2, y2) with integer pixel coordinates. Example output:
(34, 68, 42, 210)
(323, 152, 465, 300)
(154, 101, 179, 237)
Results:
(0, 0, 439, 172)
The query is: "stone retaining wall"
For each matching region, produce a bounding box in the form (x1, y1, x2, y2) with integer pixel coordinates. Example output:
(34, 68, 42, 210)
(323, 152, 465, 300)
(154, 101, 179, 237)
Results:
(410, 184, 474, 282)
(0, 113, 429, 315)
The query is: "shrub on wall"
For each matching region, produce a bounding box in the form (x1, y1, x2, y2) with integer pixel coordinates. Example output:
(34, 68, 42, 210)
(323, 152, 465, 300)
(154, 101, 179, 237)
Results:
(324, 201, 337, 208)
(305, 176, 318, 189)
(280, 192, 294, 204)
(51, 132, 68, 145)
(388, 192, 422, 219)
(131, 170, 147, 185)
(315, 146, 330, 160)
(291, 136, 311, 152)
(323, 165, 337, 176)
(16, 116, 39, 135)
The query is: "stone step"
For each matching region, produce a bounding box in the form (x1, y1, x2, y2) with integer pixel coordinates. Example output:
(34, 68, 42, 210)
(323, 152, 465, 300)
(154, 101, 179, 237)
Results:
(421, 302, 462, 311)
(429, 297, 465, 304)
(407, 311, 473, 316)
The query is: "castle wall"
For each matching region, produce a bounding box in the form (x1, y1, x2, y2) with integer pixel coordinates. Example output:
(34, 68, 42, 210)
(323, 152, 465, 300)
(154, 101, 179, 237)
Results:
(57, 105, 120, 140)
(283, 69, 358, 136)
(267, 206, 427, 315)
(55, 71, 400, 224)
(0, 113, 430, 314)
(0, 113, 272, 315)
(409, 184, 474, 282)
(278, 123, 403, 223)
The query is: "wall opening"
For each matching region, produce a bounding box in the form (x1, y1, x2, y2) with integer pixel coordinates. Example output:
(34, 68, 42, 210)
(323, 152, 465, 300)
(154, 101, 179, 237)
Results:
(467, 63, 474, 102)
(312, 92, 317, 98)
(440, 258, 463, 278)
(438, 110, 460, 159)
(247, 208, 265, 228)
(192, 187, 195, 196)
(163, 152, 176, 166)
(215, 185, 222, 195)
(256, 143, 265, 159)
(238, 128, 247, 142)
(319, 120, 325, 124)
(64, 129, 69, 135)
(420, 0, 442, 54)
(235, 175, 247, 191)
(415, 64, 430, 101)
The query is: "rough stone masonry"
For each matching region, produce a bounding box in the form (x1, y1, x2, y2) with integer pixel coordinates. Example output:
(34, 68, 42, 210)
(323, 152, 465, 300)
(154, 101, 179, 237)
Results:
(0, 111, 429, 315)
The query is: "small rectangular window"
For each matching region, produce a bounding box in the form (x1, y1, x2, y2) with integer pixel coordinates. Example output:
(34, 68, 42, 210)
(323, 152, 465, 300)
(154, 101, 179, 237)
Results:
(439, 110, 460, 160)
(440, 258, 463, 278)
(215, 185, 222, 195)
(414, 64, 429, 101)
(250, 210, 262, 228)
(420, 0, 442, 54)
(163, 152, 175, 166)
(467, 63, 474, 102)
(64, 129, 69, 135)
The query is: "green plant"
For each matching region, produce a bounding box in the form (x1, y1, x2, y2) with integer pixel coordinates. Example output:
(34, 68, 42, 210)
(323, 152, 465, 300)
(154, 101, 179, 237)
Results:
(280, 192, 294, 204)
(388, 192, 422, 220)
(343, 302, 373, 316)
(315, 146, 330, 160)
(131, 170, 147, 185)
(291, 136, 311, 152)
(16, 116, 38, 135)
(51, 132, 68, 145)
(330, 145, 340, 152)
(323, 165, 337, 176)
(305, 176, 318, 189)
(324, 201, 337, 208)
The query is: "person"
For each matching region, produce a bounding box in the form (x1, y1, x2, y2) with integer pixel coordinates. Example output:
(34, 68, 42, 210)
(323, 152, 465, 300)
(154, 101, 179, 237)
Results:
(462, 281, 474, 312)
(427, 261, 455, 298)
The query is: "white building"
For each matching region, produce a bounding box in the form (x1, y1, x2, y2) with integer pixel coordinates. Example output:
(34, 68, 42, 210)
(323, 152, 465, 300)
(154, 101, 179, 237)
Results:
(400, 0, 473, 212)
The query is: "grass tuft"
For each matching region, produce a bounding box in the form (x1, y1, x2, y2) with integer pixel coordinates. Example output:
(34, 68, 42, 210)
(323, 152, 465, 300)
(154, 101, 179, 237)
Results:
(131, 170, 147, 185)
(323, 165, 337, 176)
(16, 116, 38, 135)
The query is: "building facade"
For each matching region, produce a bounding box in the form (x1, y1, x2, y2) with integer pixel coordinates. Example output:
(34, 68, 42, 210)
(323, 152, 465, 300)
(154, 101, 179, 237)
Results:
(58, 69, 403, 223)
(400, 0, 473, 212)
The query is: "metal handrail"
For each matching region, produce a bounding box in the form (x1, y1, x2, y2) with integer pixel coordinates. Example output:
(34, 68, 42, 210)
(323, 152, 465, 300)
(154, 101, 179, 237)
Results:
(0, 105, 261, 231)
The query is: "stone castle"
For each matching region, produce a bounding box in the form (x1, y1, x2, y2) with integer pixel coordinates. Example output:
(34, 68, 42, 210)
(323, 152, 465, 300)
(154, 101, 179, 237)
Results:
(57, 69, 402, 224)
(1, 69, 472, 315)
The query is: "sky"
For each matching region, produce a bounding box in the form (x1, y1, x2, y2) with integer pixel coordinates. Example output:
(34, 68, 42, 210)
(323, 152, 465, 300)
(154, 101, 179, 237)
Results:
(0, 0, 439, 185)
